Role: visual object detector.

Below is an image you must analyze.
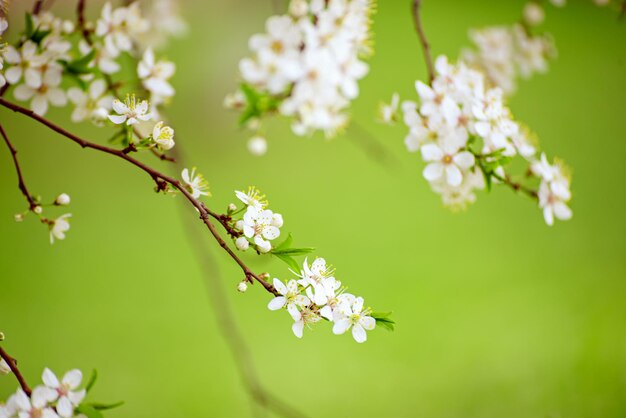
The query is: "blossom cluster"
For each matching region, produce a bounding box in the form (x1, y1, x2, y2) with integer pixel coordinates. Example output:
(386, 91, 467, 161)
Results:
(0, 2, 181, 119)
(13, 193, 72, 244)
(382, 55, 572, 225)
(0, 368, 86, 418)
(461, 24, 555, 94)
(229, 187, 283, 254)
(268, 257, 376, 343)
(226, 0, 375, 154)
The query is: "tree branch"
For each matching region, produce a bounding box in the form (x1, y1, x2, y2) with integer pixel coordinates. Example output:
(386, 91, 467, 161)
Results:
(411, 0, 435, 84)
(0, 97, 278, 296)
(0, 345, 32, 396)
(0, 123, 38, 210)
(76, 0, 93, 45)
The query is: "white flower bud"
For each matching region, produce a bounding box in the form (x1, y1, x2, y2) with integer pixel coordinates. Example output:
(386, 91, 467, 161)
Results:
(223, 91, 246, 109)
(247, 136, 267, 156)
(14, 213, 24, 222)
(523, 3, 544, 26)
(271, 213, 283, 228)
(33, 206, 43, 214)
(235, 236, 250, 251)
(0, 359, 11, 375)
(235, 220, 245, 231)
(55, 193, 71, 206)
(237, 281, 248, 293)
(289, 0, 308, 17)
(257, 240, 272, 254)
(228, 203, 237, 212)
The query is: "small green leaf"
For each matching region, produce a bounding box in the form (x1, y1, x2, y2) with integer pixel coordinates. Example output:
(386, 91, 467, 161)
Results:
(76, 405, 104, 418)
(85, 369, 98, 393)
(371, 312, 395, 331)
(273, 233, 294, 252)
(30, 29, 51, 44)
(25, 13, 35, 38)
(273, 253, 301, 272)
(272, 247, 315, 256)
(90, 401, 125, 411)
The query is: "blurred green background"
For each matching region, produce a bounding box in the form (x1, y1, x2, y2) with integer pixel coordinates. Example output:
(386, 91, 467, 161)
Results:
(1, 0, 625, 417)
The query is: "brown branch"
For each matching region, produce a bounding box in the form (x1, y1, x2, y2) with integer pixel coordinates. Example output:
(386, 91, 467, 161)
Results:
(0, 123, 38, 210)
(76, 0, 93, 45)
(32, 0, 45, 15)
(494, 172, 538, 200)
(411, 0, 435, 84)
(0, 346, 32, 396)
(0, 97, 278, 296)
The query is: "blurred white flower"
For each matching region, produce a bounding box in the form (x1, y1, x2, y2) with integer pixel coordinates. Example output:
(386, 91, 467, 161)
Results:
(181, 167, 209, 199)
(49, 214, 72, 244)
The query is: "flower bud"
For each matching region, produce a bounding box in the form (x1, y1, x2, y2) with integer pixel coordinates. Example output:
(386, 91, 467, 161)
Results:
(0, 359, 11, 375)
(259, 272, 270, 280)
(523, 2, 544, 26)
(33, 206, 43, 214)
(55, 193, 71, 206)
(271, 213, 283, 228)
(228, 203, 237, 212)
(257, 240, 272, 254)
(289, 0, 308, 17)
(247, 136, 267, 156)
(235, 220, 244, 231)
(235, 236, 249, 251)
(237, 281, 248, 293)
(0, 331, 5, 341)
(14, 213, 24, 222)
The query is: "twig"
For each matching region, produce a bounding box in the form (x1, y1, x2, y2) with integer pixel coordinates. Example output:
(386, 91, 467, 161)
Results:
(411, 0, 435, 84)
(0, 346, 32, 396)
(0, 97, 278, 296)
(32, 0, 45, 14)
(76, 0, 92, 45)
(493, 172, 538, 199)
(0, 123, 38, 210)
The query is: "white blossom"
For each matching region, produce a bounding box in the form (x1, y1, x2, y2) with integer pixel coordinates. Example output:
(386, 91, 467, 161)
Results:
(67, 79, 113, 124)
(235, 236, 250, 251)
(0, 359, 10, 375)
(49, 214, 71, 244)
(181, 167, 209, 199)
(108, 95, 152, 125)
(152, 121, 175, 150)
(42, 368, 86, 418)
(378, 93, 400, 124)
(55, 194, 71, 206)
(235, 187, 267, 210)
(268, 278, 310, 320)
(137, 48, 175, 104)
(95, 2, 149, 56)
(332, 295, 376, 343)
(242, 206, 281, 253)
(14, 387, 58, 418)
(247, 136, 268, 156)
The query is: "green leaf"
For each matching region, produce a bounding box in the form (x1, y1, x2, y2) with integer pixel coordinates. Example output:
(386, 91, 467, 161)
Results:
(273, 233, 294, 252)
(237, 83, 283, 126)
(76, 405, 104, 418)
(272, 253, 301, 272)
(271, 247, 315, 256)
(25, 13, 35, 38)
(85, 369, 98, 393)
(30, 29, 51, 44)
(61, 50, 97, 75)
(371, 312, 395, 331)
(90, 401, 125, 411)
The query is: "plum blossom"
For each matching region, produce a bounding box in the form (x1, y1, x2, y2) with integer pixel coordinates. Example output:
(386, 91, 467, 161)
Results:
(42, 368, 86, 418)
(49, 214, 72, 244)
(137, 48, 175, 104)
(152, 121, 175, 150)
(67, 79, 114, 124)
(268, 278, 310, 321)
(108, 95, 152, 125)
(332, 295, 376, 343)
(242, 206, 281, 253)
(181, 167, 210, 199)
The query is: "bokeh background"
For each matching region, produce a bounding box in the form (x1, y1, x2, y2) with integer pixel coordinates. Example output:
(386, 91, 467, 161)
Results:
(1, 0, 625, 417)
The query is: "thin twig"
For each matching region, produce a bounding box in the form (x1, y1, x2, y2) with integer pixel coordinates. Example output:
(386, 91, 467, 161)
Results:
(0, 97, 278, 296)
(32, 0, 45, 14)
(0, 346, 32, 396)
(493, 172, 538, 199)
(76, 0, 92, 45)
(0, 123, 38, 210)
(411, 0, 435, 84)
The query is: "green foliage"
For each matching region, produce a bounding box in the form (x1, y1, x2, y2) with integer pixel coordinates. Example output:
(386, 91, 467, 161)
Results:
(24, 13, 52, 45)
(238, 83, 283, 127)
(371, 312, 395, 331)
(85, 369, 98, 393)
(271, 234, 315, 272)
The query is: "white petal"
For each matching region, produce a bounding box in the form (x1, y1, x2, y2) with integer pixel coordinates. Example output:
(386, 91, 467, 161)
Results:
(42, 368, 60, 388)
(107, 114, 127, 124)
(273, 278, 287, 295)
(292, 321, 304, 338)
(421, 144, 443, 162)
(352, 324, 367, 343)
(360, 316, 376, 331)
(445, 164, 463, 187)
(423, 163, 444, 182)
(267, 296, 286, 311)
(56, 397, 73, 418)
(332, 319, 351, 335)
(62, 369, 82, 389)
(453, 151, 475, 169)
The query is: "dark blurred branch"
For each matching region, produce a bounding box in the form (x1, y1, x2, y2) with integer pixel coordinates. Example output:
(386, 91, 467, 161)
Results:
(0, 345, 32, 396)
(411, 0, 435, 84)
(76, 0, 93, 45)
(174, 146, 307, 418)
(0, 97, 278, 296)
(0, 123, 38, 210)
